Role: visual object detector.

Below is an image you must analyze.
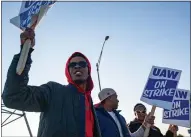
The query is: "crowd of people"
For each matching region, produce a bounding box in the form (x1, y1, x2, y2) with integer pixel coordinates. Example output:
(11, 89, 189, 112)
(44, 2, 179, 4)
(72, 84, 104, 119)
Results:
(2, 28, 178, 137)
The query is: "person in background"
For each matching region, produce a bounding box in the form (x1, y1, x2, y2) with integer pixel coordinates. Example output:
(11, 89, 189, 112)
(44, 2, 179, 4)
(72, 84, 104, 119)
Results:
(127, 103, 178, 137)
(95, 88, 155, 137)
(2, 28, 102, 137)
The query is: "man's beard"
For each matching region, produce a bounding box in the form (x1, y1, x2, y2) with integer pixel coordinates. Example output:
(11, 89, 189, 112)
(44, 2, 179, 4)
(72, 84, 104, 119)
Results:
(74, 79, 86, 85)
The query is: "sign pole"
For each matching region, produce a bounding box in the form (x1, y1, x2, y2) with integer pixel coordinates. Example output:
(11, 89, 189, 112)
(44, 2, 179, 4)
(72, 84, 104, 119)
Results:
(143, 106, 156, 137)
(16, 6, 51, 75)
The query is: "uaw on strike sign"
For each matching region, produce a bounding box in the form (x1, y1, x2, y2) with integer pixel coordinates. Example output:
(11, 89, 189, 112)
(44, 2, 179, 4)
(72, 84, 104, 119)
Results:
(163, 89, 190, 128)
(140, 66, 182, 110)
(10, 1, 56, 75)
(10, 1, 56, 30)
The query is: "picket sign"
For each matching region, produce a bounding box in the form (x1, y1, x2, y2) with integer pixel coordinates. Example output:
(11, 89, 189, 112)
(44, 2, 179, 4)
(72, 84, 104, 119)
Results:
(16, 7, 49, 75)
(140, 66, 182, 137)
(162, 89, 190, 128)
(10, 1, 56, 75)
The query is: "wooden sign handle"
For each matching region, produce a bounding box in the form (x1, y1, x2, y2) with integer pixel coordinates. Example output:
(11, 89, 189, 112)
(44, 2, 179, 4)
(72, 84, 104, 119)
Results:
(16, 39, 31, 75)
(143, 106, 156, 137)
(16, 6, 48, 75)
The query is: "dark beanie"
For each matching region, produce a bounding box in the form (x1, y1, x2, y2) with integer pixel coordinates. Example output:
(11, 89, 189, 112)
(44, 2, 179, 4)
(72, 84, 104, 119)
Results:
(134, 103, 146, 111)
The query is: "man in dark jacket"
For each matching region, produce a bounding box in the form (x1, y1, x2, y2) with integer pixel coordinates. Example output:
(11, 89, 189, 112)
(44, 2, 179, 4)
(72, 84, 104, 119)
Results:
(2, 28, 101, 137)
(95, 88, 155, 137)
(128, 103, 178, 137)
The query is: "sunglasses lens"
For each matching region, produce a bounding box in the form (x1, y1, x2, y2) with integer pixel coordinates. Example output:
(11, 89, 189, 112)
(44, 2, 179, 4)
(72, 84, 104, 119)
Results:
(69, 61, 87, 68)
(78, 61, 87, 68)
(69, 62, 77, 68)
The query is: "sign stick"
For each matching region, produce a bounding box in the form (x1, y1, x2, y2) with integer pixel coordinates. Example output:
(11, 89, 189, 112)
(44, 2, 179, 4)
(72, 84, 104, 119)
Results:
(16, 39, 32, 75)
(144, 106, 156, 137)
(16, 6, 49, 75)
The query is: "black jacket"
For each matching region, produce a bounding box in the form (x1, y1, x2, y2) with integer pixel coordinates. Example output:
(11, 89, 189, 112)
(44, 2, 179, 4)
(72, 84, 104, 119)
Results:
(2, 53, 102, 137)
(128, 119, 174, 137)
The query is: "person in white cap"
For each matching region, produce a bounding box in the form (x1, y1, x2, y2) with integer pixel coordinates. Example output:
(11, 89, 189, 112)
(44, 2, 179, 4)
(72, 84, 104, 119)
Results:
(95, 88, 155, 137)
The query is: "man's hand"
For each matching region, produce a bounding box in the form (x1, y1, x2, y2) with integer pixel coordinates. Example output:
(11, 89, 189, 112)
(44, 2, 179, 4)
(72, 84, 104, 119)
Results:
(20, 28, 35, 47)
(168, 125, 178, 134)
(142, 112, 155, 128)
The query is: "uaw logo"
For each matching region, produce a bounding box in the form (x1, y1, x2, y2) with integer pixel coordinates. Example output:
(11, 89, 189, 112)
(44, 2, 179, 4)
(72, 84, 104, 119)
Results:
(19, 1, 55, 29)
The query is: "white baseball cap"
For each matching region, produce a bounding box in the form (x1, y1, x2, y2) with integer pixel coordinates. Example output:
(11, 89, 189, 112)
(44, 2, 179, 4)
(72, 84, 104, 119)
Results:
(98, 88, 116, 102)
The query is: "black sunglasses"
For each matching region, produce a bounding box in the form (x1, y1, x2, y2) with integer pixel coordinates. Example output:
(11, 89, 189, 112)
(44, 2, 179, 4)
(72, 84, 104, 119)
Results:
(68, 61, 88, 68)
(136, 110, 146, 114)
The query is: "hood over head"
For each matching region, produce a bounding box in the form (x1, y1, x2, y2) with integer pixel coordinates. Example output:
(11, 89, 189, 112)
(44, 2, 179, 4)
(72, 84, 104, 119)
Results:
(65, 52, 94, 93)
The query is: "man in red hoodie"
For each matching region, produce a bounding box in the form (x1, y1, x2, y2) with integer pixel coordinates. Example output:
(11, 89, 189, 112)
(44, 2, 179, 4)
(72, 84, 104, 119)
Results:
(2, 28, 101, 137)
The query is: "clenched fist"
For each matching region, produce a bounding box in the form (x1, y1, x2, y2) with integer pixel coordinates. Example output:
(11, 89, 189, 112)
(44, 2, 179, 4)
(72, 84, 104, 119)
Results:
(142, 112, 155, 127)
(20, 28, 35, 47)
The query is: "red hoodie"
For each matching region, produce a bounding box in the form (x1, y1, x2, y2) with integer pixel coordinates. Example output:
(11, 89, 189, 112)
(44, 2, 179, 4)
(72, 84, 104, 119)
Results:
(65, 52, 94, 137)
